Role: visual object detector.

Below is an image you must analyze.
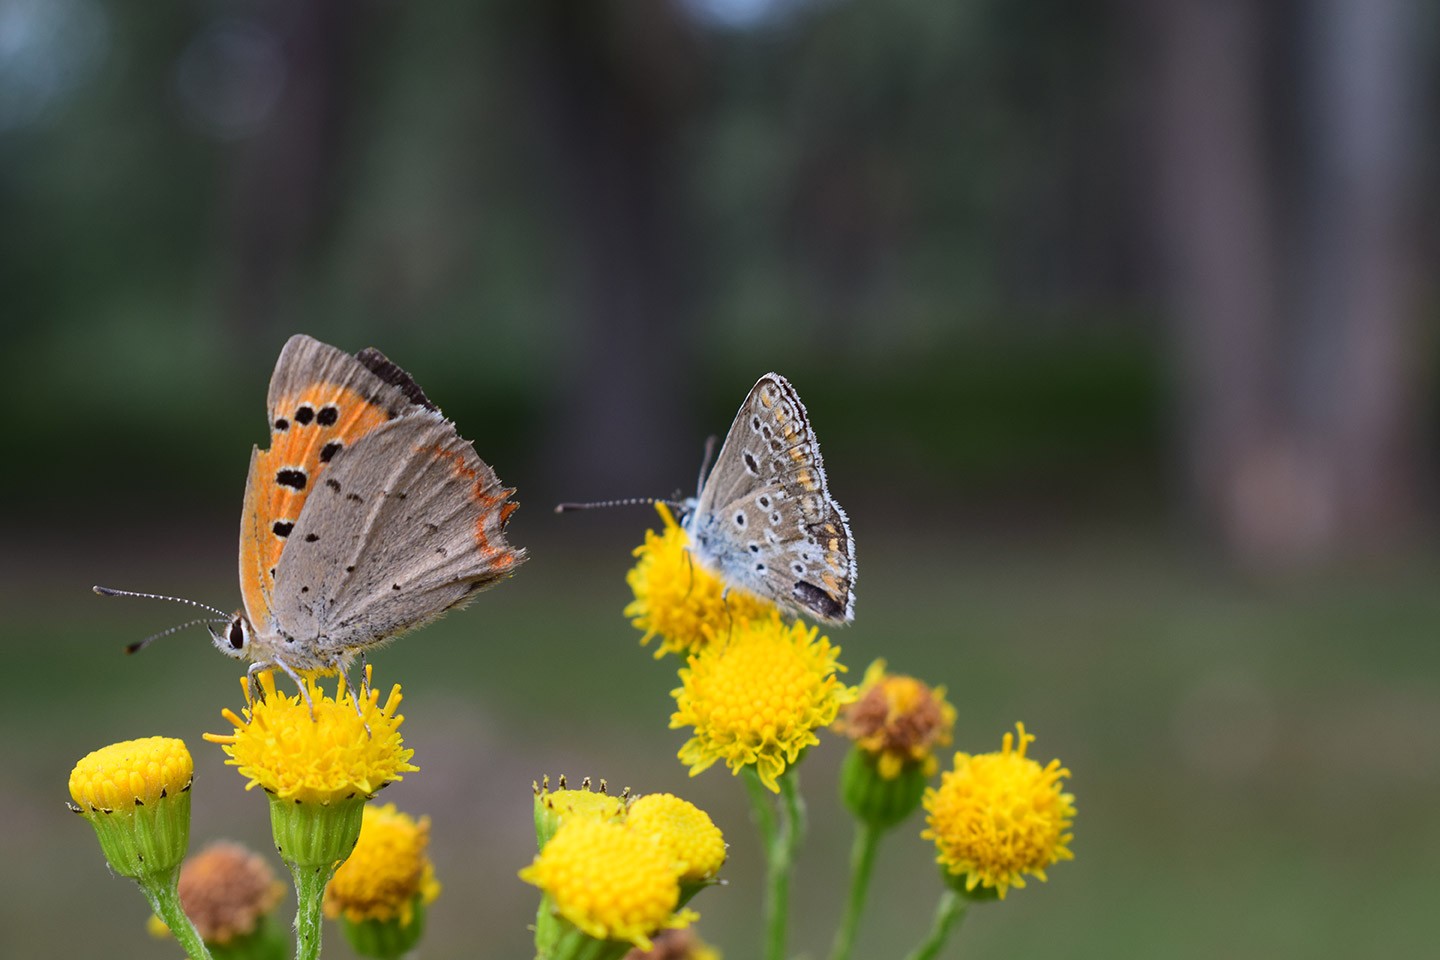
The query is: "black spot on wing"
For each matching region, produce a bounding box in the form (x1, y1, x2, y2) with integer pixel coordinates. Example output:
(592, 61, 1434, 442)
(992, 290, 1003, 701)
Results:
(793, 581, 843, 620)
(304, 533, 319, 543)
(272, 521, 293, 537)
(276, 469, 307, 490)
(294, 406, 315, 425)
(320, 441, 343, 463)
(273, 418, 289, 431)
(325, 478, 341, 491)
(316, 405, 339, 426)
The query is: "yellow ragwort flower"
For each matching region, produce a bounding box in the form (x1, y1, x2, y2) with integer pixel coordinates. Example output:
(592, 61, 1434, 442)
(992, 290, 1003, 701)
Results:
(69, 736, 193, 812)
(625, 503, 773, 657)
(325, 803, 440, 927)
(837, 659, 956, 778)
(671, 614, 857, 792)
(922, 723, 1076, 899)
(150, 841, 286, 944)
(204, 668, 417, 805)
(68, 736, 194, 879)
(626, 793, 727, 884)
(521, 817, 696, 951)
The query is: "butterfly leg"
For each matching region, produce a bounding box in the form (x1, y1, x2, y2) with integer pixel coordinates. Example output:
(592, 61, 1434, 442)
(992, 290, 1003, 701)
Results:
(245, 660, 271, 704)
(270, 658, 316, 719)
(332, 654, 372, 736)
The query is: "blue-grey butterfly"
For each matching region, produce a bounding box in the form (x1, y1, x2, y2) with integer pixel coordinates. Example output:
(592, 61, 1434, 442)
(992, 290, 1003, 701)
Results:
(563, 373, 856, 624)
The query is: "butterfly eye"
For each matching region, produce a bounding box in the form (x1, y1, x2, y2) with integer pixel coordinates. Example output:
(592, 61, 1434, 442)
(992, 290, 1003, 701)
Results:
(228, 619, 246, 650)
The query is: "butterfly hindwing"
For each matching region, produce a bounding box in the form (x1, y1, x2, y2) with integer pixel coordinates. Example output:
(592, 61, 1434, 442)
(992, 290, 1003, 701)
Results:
(689, 373, 855, 623)
(267, 410, 524, 657)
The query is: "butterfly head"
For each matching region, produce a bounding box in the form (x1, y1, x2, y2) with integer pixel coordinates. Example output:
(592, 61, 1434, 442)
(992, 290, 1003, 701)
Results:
(209, 612, 255, 661)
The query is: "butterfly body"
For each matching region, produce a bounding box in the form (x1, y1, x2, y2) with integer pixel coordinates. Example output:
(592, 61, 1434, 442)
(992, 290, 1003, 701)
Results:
(681, 373, 855, 624)
(212, 335, 525, 677)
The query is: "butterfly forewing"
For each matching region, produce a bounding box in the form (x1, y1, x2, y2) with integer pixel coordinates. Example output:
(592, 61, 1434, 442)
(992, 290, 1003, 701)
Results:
(238, 336, 434, 631)
(690, 373, 856, 623)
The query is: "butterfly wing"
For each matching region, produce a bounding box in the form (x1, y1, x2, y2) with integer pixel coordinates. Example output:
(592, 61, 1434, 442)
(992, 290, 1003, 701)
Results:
(267, 408, 524, 659)
(239, 334, 470, 636)
(690, 373, 856, 623)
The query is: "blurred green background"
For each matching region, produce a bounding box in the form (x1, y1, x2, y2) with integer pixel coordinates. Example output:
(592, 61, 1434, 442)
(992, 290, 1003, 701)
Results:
(4, 0, 1438, 957)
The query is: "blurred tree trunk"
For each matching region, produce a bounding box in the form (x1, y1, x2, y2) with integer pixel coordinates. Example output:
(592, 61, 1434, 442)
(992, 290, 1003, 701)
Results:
(522, 0, 702, 502)
(1148, 0, 1426, 571)
(1293, 0, 1426, 558)
(221, 0, 366, 353)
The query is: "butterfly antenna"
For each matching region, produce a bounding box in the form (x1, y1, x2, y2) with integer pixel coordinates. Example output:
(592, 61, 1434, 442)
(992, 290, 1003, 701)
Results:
(125, 617, 228, 655)
(92, 585, 230, 619)
(696, 434, 720, 495)
(553, 497, 683, 514)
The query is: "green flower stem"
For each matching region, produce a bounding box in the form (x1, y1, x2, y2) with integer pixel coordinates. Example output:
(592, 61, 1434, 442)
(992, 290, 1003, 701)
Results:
(829, 820, 882, 960)
(902, 890, 969, 960)
(744, 768, 806, 960)
(290, 861, 334, 960)
(743, 767, 778, 851)
(140, 867, 214, 960)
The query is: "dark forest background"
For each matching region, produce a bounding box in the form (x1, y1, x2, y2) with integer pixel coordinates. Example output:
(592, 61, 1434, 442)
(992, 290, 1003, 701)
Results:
(3, 1, 1437, 957)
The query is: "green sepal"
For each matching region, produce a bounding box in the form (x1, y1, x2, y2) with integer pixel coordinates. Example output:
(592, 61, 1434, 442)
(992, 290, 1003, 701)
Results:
(74, 785, 192, 880)
(339, 896, 427, 959)
(533, 907, 633, 960)
(839, 747, 927, 830)
(938, 863, 1003, 902)
(268, 794, 365, 870)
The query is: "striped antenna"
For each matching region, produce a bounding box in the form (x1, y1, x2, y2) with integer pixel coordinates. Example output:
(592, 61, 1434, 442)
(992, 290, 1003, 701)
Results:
(124, 617, 229, 655)
(92, 585, 230, 619)
(553, 497, 684, 514)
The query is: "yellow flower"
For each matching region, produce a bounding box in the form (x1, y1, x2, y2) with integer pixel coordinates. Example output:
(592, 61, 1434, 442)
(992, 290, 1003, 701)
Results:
(837, 659, 956, 778)
(623, 928, 722, 960)
(922, 723, 1076, 899)
(671, 614, 857, 792)
(520, 817, 696, 951)
(627, 793, 727, 884)
(68, 737, 194, 879)
(204, 667, 416, 805)
(69, 736, 193, 812)
(534, 775, 631, 851)
(149, 841, 286, 944)
(625, 504, 773, 657)
(325, 803, 440, 927)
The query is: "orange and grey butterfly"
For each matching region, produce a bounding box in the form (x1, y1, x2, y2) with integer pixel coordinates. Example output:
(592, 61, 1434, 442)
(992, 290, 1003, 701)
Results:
(216, 335, 524, 686)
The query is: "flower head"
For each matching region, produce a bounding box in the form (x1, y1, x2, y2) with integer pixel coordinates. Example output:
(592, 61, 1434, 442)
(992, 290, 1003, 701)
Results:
(838, 660, 956, 779)
(204, 667, 416, 806)
(625, 504, 773, 657)
(150, 841, 286, 945)
(325, 803, 439, 927)
(671, 614, 856, 792)
(922, 723, 1076, 899)
(521, 817, 695, 951)
(68, 736, 194, 879)
(626, 793, 727, 885)
(534, 775, 630, 851)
